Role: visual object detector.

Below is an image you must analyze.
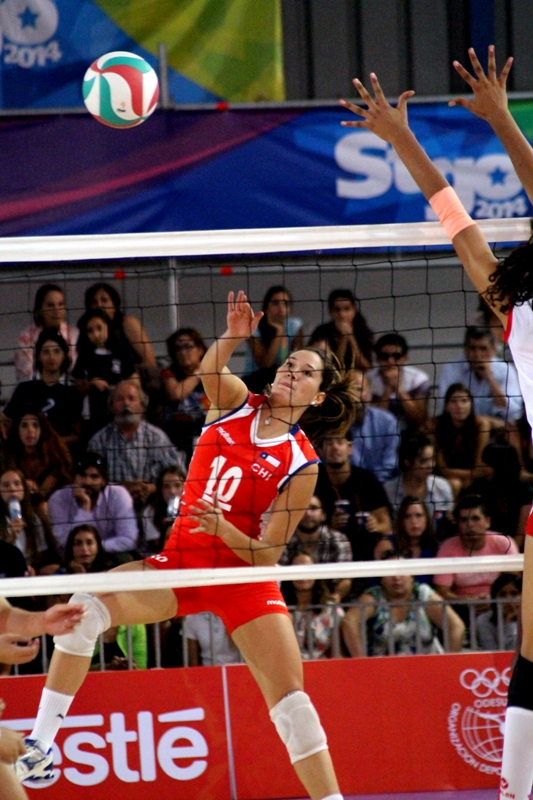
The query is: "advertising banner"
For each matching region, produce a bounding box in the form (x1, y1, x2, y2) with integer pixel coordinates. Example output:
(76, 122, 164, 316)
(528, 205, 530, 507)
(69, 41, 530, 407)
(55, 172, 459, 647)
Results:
(1, 102, 532, 238)
(1, 667, 231, 799)
(0, 0, 284, 108)
(0, 651, 513, 799)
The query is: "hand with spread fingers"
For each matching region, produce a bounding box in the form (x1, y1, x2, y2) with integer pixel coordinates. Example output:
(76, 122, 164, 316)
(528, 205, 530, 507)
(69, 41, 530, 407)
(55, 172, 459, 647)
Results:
(339, 72, 415, 145)
(449, 44, 513, 123)
(226, 290, 263, 341)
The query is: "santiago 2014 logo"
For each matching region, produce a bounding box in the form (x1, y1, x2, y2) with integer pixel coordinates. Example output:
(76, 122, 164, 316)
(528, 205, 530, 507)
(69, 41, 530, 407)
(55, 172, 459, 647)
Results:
(0, 0, 61, 69)
(447, 666, 511, 775)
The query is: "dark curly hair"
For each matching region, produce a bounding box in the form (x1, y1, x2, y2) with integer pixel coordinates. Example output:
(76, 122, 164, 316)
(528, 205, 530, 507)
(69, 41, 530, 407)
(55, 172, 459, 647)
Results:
(485, 234, 533, 312)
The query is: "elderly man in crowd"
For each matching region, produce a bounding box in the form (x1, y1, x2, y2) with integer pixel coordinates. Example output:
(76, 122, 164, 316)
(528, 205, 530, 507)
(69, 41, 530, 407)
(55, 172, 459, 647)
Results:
(47, 451, 138, 557)
(88, 380, 183, 506)
(278, 494, 353, 602)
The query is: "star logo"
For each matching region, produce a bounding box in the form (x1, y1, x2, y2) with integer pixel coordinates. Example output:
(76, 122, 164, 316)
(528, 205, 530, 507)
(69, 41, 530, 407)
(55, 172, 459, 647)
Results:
(18, 6, 39, 29)
(489, 166, 507, 186)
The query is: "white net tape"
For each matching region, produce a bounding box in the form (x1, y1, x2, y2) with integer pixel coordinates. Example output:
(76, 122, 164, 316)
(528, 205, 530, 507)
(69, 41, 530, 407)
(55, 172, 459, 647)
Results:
(0, 217, 530, 261)
(0, 555, 524, 598)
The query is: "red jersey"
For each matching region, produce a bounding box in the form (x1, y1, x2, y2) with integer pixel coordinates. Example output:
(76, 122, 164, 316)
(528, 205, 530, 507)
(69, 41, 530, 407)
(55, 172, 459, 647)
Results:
(165, 392, 320, 567)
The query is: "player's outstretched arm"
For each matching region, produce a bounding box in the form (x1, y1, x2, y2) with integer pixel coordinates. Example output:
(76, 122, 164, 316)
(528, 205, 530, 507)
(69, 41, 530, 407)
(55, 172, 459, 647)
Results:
(340, 74, 447, 200)
(340, 74, 503, 316)
(451, 45, 533, 207)
(201, 290, 263, 418)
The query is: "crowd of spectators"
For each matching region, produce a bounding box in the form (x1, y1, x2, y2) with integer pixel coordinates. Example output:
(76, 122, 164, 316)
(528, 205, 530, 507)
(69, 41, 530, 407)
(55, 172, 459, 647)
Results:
(0, 281, 527, 668)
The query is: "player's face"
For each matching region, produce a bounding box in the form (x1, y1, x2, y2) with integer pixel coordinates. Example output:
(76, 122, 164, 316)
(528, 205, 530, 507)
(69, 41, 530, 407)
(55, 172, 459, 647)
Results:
(271, 350, 325, 410)
(446, 391, 472, 422)
(330, 299, 355, 326)
(90, 289, 117, 320)
(402, 503, 426, 538)
(40, 291, 65, 328)
(0, 471, 24, 503)
(72, 531, 99, 567)
(86, 317, 109, 347)
(39, 341, 64, 375)
(18, 415, 41, 449)
(161, 473, 184, 503)
(266, 292, 290, 323)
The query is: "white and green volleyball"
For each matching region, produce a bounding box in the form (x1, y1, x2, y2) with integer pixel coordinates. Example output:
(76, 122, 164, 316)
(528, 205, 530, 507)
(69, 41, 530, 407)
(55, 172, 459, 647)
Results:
(82, 51, 159, 128)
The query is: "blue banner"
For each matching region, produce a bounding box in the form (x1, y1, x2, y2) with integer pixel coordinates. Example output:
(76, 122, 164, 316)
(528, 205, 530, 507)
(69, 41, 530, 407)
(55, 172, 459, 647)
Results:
(0, 103, 531, 237)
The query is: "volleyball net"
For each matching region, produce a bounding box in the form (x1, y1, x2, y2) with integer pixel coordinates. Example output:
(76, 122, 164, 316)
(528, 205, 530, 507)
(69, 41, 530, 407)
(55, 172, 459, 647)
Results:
(0, 216, 529, 601)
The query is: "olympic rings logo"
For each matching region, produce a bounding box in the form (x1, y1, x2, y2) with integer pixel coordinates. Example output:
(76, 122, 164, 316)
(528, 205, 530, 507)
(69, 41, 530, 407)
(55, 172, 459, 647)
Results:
(459, 667, 511, 698)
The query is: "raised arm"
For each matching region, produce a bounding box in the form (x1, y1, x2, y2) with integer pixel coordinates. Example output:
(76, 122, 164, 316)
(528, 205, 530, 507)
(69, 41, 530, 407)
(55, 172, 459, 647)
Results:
(200, 291, 263, 420)
(451, 45, 533, 207)
(340, 75, 504, 319)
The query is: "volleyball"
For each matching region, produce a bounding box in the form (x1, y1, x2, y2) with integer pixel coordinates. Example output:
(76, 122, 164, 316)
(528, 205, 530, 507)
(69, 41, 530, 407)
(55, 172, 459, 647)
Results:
(82, 51, 159, 128)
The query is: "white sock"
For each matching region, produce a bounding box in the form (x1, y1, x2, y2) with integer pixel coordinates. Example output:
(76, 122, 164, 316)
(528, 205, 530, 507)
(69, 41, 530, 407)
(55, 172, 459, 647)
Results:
(500, 706, 533, 800)
(30, 688, 74, 751)
(321, 795, 343, 799)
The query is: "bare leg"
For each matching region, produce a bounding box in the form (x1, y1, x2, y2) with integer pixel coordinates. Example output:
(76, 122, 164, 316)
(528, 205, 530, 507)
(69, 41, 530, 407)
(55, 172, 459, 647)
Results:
(232, 614, 340, 800)
(47, 561, 177, 695)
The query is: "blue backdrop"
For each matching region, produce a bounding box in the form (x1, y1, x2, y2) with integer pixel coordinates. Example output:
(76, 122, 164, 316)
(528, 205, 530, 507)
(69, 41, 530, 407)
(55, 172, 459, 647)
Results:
(1, 104, 531, 237)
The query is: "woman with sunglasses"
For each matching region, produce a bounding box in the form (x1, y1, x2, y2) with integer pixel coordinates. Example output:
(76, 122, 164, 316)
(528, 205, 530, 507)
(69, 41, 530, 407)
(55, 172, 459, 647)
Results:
(339, 46, 533, 797)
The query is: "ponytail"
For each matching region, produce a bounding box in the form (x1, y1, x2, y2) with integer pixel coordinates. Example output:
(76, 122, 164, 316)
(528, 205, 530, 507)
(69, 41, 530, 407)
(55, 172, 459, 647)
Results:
(297, 348, 358, 444)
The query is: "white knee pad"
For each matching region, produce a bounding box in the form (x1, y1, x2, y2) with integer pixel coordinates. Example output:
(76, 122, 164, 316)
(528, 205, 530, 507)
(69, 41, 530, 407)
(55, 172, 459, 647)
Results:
(269, 690, 328, 764)
(54, 593, 111, 658)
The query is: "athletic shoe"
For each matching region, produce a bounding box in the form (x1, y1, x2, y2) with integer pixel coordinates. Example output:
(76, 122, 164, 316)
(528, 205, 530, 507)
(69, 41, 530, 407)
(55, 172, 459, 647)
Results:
(14, 738, 55, 785)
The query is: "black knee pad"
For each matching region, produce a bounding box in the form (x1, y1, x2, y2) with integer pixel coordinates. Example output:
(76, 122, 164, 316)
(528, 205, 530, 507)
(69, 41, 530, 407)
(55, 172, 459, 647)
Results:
(508, 655, 533, 711)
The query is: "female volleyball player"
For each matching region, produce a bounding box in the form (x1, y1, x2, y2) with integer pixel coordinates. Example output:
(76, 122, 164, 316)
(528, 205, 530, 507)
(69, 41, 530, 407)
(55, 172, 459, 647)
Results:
(339, 45, 533, 800)
(17, 290, 354, 800)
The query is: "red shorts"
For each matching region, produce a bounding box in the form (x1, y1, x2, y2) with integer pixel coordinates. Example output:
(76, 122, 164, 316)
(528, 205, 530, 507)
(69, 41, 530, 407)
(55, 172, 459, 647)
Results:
(526, 504, 533, 537)
(144, 549, 290, 635)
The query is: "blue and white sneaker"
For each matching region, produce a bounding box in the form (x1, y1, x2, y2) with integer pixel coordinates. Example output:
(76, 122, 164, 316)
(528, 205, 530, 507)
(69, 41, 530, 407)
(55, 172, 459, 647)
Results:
(14, 738, 56, 785)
